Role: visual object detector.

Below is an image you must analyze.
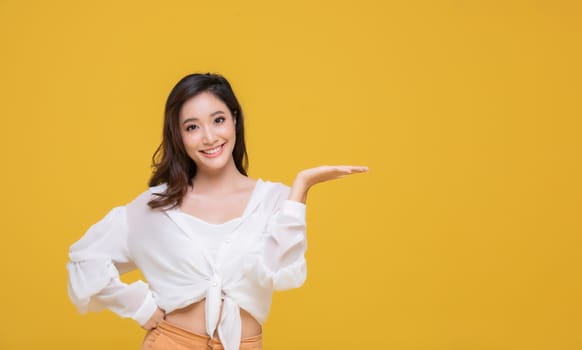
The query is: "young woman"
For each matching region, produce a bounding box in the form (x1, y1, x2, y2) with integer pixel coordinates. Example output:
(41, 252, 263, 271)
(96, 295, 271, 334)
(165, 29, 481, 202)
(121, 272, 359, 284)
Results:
(66, 73, 368, 350)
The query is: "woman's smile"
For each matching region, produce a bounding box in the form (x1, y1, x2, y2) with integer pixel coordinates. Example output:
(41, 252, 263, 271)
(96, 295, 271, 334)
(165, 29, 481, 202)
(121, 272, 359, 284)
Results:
(200, 143, 226, 158)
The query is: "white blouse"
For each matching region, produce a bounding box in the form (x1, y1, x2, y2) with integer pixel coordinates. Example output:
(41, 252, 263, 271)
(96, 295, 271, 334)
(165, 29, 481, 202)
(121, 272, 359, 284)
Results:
(66, 179, 307, 350)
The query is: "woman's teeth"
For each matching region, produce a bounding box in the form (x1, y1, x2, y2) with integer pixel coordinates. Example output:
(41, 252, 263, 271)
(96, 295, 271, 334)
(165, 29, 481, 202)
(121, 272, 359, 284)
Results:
(202, 145, 222, 154)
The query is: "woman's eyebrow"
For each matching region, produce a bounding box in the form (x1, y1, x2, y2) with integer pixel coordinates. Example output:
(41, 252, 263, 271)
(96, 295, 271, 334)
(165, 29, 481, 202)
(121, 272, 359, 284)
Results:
(182, 117, 199, 124)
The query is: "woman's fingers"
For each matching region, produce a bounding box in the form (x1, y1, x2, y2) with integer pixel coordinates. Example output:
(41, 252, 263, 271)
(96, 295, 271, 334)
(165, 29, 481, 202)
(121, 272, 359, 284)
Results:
(339, 165, 369, 173)
(289, 165, 368, 202)
(299, 165, 369, 187)
(351, 166, 369, 172)
(141, 307, 166, 330)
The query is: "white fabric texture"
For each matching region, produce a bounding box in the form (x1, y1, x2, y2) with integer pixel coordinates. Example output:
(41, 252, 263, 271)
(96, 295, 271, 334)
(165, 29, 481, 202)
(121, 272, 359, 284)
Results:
(66, 179, 307, 350)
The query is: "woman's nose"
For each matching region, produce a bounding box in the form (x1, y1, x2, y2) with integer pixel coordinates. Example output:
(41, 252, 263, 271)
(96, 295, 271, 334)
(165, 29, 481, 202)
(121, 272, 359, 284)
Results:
(202, 127, 217, 145)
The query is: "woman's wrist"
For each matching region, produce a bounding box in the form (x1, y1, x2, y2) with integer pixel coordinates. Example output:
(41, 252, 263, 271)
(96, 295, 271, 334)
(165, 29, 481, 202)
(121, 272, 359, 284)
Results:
(288, 175, 311, 203)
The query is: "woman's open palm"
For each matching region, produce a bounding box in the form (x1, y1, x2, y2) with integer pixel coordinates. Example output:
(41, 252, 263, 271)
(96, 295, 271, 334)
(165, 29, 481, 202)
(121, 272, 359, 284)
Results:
(289, 165, 368, 203)
(298, 165, 369, 188)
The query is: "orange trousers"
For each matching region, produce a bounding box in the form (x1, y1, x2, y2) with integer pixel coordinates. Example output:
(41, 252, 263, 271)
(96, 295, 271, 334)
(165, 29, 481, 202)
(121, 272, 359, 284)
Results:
(141, 320, 262, 350)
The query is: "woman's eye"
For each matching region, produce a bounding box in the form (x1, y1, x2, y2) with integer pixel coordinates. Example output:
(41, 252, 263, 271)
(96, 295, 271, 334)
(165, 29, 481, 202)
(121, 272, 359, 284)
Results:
(214, 117, 226, 124)
(185, 124, 198, 131)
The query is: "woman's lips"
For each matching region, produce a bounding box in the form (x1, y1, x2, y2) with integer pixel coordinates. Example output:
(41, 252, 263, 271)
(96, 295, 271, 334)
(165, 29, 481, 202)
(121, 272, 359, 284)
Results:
(199, 143, 225, 158)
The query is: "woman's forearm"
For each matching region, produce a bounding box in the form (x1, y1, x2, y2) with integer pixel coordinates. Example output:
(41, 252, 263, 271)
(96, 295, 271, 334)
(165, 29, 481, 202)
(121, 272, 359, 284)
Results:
(288, 175, 310, 203)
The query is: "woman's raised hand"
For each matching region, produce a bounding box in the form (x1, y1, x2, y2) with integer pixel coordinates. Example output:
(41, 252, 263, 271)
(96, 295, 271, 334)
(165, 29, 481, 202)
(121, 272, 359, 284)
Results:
(288, 165, 369, 203)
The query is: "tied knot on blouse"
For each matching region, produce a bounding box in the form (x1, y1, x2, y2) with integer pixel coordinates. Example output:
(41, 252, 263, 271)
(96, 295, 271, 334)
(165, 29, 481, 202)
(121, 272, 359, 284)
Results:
(66, 179, 307, 350)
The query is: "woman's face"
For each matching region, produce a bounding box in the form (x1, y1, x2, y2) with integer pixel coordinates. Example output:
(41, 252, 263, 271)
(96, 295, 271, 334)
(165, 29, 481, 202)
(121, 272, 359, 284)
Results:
(179, 91, 237, 174)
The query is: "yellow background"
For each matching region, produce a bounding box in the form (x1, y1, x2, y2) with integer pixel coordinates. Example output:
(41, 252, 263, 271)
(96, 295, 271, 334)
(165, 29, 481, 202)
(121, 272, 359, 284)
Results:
(1, 0, 581, 349)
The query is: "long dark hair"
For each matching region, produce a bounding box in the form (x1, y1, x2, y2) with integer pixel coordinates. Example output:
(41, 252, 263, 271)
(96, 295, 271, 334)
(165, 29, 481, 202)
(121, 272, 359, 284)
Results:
(147, 73, 248, 209)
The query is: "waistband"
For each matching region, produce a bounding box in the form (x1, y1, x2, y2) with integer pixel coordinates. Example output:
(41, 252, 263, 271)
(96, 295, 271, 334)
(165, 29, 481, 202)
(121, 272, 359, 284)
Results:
(157, 319, 262, 349)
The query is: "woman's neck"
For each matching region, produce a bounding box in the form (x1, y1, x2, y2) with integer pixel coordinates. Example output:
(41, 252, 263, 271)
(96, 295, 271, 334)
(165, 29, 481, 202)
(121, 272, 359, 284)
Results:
(191, 163, 249, 195)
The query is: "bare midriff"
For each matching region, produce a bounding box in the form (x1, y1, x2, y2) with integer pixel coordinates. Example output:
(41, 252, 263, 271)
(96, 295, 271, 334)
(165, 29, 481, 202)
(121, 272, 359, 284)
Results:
(165, 299, 262, 339)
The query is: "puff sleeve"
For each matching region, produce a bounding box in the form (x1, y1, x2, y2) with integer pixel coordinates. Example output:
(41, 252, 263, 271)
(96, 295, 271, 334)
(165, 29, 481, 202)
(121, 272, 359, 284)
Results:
(66, 206, 158, 326)
(260, 188, 308, 291)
